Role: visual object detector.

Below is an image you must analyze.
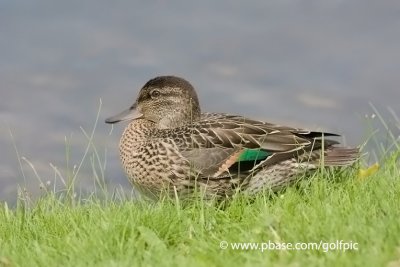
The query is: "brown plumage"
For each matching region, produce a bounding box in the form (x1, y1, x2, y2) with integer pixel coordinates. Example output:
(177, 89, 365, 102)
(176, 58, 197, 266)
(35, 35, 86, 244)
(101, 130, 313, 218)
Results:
(106, 76, 359, 199)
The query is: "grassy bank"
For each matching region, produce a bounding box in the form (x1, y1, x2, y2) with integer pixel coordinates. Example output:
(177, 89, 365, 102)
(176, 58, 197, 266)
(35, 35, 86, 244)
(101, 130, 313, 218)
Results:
(0, 150, 399, 267)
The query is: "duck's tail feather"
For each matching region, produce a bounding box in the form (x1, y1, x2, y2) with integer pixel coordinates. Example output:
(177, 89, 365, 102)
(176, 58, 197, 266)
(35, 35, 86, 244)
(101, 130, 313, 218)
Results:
(322, 147, 360, 166)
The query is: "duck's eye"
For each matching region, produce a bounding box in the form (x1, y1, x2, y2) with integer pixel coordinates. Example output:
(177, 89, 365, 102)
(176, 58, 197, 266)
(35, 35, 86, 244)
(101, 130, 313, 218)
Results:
(150, 90, 161, 98)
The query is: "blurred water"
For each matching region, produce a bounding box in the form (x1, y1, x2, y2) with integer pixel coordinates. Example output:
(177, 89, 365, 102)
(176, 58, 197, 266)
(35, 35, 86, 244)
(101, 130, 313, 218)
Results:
(1, 0, 399, 204)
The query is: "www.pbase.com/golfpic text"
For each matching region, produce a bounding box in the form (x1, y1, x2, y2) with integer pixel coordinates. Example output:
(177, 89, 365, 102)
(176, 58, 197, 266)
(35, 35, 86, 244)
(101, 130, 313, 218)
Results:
(219, 240, 359, 253)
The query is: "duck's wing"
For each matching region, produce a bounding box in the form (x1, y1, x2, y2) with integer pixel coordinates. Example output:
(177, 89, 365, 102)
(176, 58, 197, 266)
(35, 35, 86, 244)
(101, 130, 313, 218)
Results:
(162, 113, 354, 178)
(194, 113, 340, 151)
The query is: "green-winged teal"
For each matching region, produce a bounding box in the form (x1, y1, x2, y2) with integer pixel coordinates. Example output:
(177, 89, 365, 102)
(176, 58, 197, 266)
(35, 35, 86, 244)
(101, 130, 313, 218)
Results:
(106, 76, 358, 199)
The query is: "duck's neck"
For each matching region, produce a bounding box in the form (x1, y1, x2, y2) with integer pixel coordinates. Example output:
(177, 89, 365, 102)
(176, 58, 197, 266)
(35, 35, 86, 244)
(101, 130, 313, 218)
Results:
(156, 112, 200, 129)
(123, 119, 156, 139)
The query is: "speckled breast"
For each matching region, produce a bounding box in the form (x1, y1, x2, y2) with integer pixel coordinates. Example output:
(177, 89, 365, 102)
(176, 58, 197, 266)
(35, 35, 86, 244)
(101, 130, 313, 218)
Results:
(118, 120, 191, 196)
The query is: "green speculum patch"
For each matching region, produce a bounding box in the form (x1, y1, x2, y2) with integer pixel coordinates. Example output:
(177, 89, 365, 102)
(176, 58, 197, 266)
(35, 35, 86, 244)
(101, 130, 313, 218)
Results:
(238, 149, 272, 162)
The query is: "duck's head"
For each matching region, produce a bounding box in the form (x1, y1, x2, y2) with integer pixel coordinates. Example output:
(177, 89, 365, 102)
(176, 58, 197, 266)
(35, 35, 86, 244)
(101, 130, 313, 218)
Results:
(105, 76, 201, 128)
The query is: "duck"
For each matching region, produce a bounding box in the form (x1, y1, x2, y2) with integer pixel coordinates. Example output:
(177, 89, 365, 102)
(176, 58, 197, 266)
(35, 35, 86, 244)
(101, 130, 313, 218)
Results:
(105, 76, 358, 199)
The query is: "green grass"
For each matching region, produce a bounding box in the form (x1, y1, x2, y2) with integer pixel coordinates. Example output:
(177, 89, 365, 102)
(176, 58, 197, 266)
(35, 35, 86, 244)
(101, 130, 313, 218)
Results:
(0, 150, 399, 267)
